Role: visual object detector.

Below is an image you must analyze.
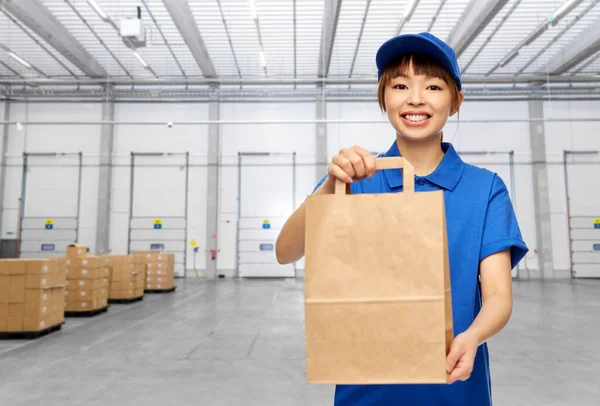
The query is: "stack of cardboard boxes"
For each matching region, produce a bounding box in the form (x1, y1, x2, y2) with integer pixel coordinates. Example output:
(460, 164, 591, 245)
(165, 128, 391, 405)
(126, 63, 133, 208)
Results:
(109, 255, 145, 301)
(0, 259, 66, 334)
(64, 244, 110, 314)
(133, 251, 176, 291)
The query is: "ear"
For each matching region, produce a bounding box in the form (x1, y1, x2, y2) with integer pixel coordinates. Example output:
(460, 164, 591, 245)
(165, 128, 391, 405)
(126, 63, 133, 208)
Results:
(449, 91, 465, 117)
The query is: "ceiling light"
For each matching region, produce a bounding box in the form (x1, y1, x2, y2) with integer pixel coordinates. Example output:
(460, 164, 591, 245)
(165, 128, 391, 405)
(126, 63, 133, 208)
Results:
(87, 0, 110, 22)
(403, 0, 418, 21)
(500, 50, 519, 67)
(259, 51, 266, 67)
(8, 52, 32, 69)
(248, 0, 257, 19)
(549, 0, 583, 26)
(133, 51, 148, 68)
(523, 23, 548, 46)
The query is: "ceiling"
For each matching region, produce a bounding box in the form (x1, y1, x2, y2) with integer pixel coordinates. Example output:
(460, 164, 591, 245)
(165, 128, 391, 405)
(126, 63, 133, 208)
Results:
(1, 0, 600, 100)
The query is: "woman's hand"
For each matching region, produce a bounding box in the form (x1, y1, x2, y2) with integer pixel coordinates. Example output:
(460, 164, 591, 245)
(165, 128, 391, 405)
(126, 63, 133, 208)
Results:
(327, 146, 376, 184)
(446, 332, 479, 384)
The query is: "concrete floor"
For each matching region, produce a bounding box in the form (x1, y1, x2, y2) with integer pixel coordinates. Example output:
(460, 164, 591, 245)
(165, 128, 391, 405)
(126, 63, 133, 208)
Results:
(0, 278, 599, 406)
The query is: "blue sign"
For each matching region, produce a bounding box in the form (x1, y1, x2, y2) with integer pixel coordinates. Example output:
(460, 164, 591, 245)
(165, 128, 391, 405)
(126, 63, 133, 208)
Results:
(154, 224, 162, 229)
(45, 224, 53, 230)
(595, 224, 600, 229)
(593, 244, 600, 251)
(150, 243, 165, 250)
(260, 244, 274, 251)
(262, 223, 271, 229)
(41, 244, 55, 251)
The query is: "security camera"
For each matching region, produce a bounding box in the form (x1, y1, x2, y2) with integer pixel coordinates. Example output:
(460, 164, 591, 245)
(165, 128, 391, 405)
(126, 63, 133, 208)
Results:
(167, 121, 173, 128)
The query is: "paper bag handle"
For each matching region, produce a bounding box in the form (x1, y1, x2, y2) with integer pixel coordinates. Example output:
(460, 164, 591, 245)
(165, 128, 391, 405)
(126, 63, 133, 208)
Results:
(334, 157, 415, 195)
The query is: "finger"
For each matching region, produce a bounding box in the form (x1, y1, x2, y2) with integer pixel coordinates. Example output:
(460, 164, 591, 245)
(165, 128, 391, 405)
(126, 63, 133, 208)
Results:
(332, 154, 356, 180)
(327, 164, 353, 184)
(343, 150, 366, 179)
(355, 148, 376, 177)
(446, 347, 461, 374)
(449, 367, 470, 383)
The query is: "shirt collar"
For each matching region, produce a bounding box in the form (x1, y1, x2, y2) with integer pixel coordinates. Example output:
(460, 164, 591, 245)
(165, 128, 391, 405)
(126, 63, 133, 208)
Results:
(381, 141, 465, 191)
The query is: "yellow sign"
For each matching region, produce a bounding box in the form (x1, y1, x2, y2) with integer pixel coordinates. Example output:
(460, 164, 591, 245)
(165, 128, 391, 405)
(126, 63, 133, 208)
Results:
(45, 219, 54, 225)
(263, 219, 270, 224)
(594, 218, 600, 225)
(154, 219, 162, 225)
(190, 240, 197, 247)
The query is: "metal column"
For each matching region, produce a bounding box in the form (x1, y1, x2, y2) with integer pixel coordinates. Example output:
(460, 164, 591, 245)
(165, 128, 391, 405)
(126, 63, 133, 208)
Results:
(0, 102, 11, 237)
(95, 100, 115, 255)
(316, 90, 328, 183)
(205, 98, 220, 279)
(184, 151, 189, 279)
(529, 100, 554, 279)
(75, 151, 83, 243)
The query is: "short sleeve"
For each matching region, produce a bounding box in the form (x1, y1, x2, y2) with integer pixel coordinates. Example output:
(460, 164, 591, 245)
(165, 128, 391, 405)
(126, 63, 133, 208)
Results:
(480, 174, 529, 269)
(312, 174, 328, 194)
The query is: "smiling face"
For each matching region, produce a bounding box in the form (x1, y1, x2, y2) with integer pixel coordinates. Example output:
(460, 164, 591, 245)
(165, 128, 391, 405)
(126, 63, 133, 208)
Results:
(378, 53, 463, 142)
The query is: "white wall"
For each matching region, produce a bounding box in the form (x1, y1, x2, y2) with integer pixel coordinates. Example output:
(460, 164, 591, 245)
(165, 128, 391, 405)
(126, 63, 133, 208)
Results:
(1, 98, 598, 278)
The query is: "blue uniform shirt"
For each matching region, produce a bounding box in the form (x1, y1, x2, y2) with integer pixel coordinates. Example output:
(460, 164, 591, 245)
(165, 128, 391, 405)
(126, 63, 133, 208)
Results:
(312, 141, 528, 406)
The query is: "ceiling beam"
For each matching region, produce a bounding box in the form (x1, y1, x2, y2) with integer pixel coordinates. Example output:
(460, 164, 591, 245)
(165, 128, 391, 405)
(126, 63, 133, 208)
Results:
(543, 16, 600, 74)
(318, 0, 343, 78)
(1, 0, 107, 77)
(447, 0, 510, 58)
(162, 0, 217, 78)
(1, 75, 599, 87)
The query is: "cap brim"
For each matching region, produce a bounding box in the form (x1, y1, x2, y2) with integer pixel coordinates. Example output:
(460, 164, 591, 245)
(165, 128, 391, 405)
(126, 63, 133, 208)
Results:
(376, 34, 457, 86)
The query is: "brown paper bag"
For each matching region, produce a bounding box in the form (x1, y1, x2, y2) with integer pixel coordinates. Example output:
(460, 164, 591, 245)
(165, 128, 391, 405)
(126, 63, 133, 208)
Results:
(304, 157, 453, 384)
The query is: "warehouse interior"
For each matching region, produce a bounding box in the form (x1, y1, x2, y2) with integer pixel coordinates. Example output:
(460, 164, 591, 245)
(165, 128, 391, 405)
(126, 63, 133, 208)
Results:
(0, 0, 599, 405)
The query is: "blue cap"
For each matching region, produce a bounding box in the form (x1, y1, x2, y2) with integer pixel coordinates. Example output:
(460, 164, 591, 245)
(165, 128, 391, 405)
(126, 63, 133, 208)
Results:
(376, 32, 462, 90)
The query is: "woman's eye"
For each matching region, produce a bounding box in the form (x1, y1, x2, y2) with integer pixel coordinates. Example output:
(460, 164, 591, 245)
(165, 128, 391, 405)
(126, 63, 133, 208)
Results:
(428, 85, 442, 91)
(393, 84, 407, 89)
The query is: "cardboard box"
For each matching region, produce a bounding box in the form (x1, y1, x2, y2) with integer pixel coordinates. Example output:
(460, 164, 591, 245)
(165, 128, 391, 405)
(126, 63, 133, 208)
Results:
(146, 282, 173, 290)
(146, 275, 172, 285)
(26, 260, 53, 275)
(10, 260, 27, 275)
(0, 261, 11, 275)
(9, 276, 26, 303)
(25, 288, 54, 304)
(7, 303, 25, 332)
(23, 314, 54, 332)
(0, 262, 65, 333)
(66, 244, 88, 258)
(0, 275, 9, 303)
(24, 301, 52, 320)
(25, 273, 64, 290)
(0, 303, 8, 330)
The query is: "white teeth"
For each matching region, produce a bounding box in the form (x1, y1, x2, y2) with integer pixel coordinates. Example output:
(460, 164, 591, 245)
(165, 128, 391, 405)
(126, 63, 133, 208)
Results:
(404, 114, 429, 122)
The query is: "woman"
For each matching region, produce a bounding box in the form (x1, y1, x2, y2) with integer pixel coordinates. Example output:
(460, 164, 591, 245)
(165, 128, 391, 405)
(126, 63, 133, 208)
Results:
(276, 32, 528, 406)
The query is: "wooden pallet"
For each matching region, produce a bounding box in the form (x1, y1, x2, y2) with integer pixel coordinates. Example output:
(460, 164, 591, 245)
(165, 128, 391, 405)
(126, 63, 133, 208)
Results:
(145, 286, 176, 294)
(0, 322, 63, 340)
(65, 306, 109, 318)
(108, 296, 144, 304)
